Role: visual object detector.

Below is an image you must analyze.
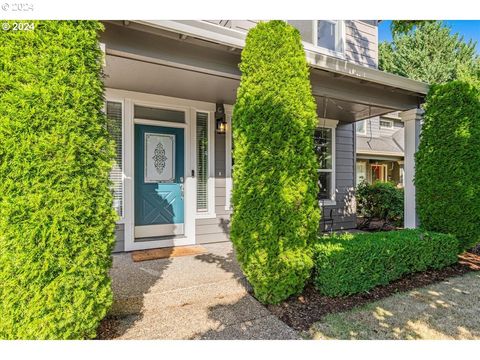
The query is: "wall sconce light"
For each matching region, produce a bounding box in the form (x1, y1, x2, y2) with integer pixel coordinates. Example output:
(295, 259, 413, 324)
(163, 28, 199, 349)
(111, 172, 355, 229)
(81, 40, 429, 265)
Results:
(215, 103, 227, 134)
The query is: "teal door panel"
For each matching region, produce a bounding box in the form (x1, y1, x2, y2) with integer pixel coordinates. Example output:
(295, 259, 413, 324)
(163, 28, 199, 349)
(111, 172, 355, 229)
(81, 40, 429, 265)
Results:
(134, 124, 184, 226)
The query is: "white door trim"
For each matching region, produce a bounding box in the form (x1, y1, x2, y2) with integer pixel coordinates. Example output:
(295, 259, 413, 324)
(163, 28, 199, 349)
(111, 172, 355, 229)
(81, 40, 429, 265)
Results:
(106, 88, 211, 251)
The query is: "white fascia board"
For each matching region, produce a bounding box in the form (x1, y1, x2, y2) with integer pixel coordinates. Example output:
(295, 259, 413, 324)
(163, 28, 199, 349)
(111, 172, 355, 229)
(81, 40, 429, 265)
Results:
(136, 20, 429, 96)
(357, 149, 405, 157)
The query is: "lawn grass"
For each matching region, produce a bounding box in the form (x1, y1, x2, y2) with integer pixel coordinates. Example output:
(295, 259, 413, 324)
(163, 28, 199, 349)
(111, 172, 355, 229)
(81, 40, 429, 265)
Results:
(309, 272, 480, 340)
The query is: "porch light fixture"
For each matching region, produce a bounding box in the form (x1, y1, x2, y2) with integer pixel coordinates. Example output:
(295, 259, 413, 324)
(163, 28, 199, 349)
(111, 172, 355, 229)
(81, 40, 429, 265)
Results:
(215, 103, 227, 134)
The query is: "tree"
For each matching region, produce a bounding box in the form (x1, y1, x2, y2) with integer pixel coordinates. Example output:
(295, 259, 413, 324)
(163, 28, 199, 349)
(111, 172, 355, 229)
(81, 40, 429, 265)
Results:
(416, 81, 480, 251)
(390, 20, 434, 35)
(379, 21, 479, 84)
(231, 21, 320, 304)
(0, 21, 116, 339)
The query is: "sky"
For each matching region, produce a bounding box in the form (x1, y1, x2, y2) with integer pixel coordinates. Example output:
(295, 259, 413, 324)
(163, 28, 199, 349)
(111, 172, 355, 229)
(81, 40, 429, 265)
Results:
(378, 20, 480, 53)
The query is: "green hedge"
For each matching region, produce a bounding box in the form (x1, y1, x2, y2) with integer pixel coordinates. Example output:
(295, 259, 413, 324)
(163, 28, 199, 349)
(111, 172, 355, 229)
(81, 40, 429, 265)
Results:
(416, 81, 480, 251)
(356, 181, 404, 227)
(0, 21, 116, 339)
(313, 230, 459, 296)
(230, 21, 320, 304)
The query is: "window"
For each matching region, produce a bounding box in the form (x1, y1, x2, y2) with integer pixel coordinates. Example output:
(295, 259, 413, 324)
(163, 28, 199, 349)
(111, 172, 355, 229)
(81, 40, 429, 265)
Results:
(356, 161, 367, 185)
(106, 101, 123, 217)
(356, 120, 366, 135)
(380, 119, 394, 129)
(196, 112, 209, 212)
(371, 164, 388, 182)
(134, 105, 185, 123)
(317, 20, 344, 54)
(314, 127, 335, 202)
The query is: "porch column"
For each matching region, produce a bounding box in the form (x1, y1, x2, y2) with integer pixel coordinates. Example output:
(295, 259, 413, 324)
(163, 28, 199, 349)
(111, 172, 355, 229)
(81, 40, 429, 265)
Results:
(400, 108, 424, 228)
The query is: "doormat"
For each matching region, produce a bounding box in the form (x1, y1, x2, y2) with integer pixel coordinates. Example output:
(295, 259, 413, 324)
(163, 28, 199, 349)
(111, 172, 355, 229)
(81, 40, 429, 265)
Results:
(131, 245, 208, 262)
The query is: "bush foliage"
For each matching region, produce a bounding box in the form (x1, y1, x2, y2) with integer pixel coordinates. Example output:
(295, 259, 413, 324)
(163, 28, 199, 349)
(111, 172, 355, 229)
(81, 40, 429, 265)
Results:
(0, 21, 116, 339)
(231, 21, 320, 304)
(356, 180, 404, 227)
(416, 81, 480, 251)
(314, 230, 459, 296)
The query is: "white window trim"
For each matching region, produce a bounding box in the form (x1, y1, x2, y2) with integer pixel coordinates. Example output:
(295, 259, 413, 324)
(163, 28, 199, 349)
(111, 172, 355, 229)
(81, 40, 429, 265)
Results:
(310, 20, 346, 60)
(317, 118, 338, 206)
(380, 118, 394, 129)
(194, 109, 216, 219)
(105, 98, 126, 224)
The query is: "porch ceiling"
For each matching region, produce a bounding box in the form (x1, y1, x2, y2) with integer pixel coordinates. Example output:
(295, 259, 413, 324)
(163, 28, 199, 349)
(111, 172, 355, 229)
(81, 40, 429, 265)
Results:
(102, 21, 427, 123)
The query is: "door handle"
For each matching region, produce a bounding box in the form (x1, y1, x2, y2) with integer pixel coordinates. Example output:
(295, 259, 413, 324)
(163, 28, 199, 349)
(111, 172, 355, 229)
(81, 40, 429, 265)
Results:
(180, 183, 184, 200)
(191, 169, 195, 177)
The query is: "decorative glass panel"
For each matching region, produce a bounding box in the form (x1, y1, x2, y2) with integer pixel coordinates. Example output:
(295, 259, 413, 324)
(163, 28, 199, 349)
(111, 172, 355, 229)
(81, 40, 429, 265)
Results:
(196, 112, 209, 212)
(144, 133, 175, 183)
(134, 105, 185, 123)
(314, 128, 332, 170)
(106, 101, 123, 216)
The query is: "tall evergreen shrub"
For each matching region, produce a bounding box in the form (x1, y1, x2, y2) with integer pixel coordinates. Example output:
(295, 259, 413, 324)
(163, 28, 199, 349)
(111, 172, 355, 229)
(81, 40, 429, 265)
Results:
(231, 21, 320, 304)
(416, 81, 480, 251)
(0, 21, 116, 339)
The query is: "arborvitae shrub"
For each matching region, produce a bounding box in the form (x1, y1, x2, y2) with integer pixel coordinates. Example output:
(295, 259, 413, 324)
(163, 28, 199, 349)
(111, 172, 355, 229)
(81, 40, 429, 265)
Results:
(231, 21, 320, 304)
(0, 21, 116, 339)
(416, 81, 480, 251)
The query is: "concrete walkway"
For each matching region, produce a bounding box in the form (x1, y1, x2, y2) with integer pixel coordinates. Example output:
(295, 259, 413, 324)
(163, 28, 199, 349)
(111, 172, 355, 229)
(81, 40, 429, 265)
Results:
(106, 242, 299, 339)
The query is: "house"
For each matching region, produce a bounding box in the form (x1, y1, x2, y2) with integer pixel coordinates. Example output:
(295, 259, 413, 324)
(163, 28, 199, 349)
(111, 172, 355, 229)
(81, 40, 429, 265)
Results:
(100, 20, 427, 252)
(355, 112, 405, 187)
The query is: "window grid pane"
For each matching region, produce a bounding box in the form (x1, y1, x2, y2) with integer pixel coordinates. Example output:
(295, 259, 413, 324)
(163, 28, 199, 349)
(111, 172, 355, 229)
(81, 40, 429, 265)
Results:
(314, 127, 333, 201)
(196, 112, 209, 212)
(314, 128, 332, 170)
(380, 119, 393, 128)
(317, 20, 343, 53)
(106, 101, 123, 217)
(134, 105, 185, 123)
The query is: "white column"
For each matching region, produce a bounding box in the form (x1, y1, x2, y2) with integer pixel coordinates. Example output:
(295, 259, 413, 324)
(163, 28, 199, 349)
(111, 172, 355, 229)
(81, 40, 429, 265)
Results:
(400, 108, 424, 228)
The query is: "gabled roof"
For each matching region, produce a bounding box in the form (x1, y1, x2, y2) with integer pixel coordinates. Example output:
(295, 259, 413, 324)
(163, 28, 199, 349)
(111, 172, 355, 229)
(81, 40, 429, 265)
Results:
(357, 127, 405, 157)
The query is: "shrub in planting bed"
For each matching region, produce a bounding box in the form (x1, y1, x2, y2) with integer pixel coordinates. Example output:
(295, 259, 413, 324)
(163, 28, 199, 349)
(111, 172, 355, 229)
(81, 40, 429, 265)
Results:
(313, 230, 459, 296)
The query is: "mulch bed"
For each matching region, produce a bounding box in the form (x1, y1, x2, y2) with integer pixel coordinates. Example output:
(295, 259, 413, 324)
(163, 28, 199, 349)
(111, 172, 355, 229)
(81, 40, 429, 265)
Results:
(267, 248, 480, 331)
(96, 316, 123, 340)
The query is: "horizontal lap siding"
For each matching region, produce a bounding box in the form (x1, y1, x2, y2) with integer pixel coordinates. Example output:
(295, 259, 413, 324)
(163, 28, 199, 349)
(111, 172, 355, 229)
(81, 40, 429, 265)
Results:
(345, 21, 378, 69)
(323, 122, 356, 231)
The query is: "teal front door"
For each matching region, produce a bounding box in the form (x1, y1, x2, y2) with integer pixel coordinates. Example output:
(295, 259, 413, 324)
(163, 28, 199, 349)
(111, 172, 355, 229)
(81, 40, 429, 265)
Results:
(134, 124, 185, 238)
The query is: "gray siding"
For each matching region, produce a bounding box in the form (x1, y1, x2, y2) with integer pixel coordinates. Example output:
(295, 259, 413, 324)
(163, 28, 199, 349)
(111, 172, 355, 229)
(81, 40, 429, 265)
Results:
(357, 114, 403, 142)
(345, 21, 378, 68)
(113, 224, 125, 253)
(203, 20, 378, 68)
(360, 116, 380, 139)
(195, 131, 232, 244)
(323, 122, 356, 231)
(379, 114, 403, 137)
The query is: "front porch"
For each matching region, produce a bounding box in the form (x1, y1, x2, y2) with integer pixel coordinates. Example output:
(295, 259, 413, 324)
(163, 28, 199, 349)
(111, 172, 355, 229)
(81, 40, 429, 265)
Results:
(101, 20, 427, 252)
(99, 242, 299, 339)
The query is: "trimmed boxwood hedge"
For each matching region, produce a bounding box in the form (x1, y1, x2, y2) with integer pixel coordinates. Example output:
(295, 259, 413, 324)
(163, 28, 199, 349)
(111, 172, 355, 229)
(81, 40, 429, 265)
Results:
(0, 21, 116, 339)
(313, 230, 459, 297)
(416, 81, 480, 251)
(230, 21, 320, 304)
